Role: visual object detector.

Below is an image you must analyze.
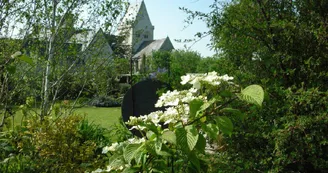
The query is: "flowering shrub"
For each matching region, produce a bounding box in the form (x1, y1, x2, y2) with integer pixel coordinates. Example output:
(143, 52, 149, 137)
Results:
(95, 71, 264, 172)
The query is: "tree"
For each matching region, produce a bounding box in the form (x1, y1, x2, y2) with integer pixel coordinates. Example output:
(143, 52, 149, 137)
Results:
(0, 0, 128, 121)
(182, 0, 328, 172)
(148, 50, 202, 89)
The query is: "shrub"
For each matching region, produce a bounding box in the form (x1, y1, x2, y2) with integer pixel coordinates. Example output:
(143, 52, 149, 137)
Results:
(89, 96, 121, 107)
(0, 115, 111, 173)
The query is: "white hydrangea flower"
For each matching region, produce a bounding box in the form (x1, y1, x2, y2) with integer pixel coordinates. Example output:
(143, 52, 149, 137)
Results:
(128, 137, 146, 144)
(162, 107, 179, 125)
(189, 87, 198, 93)
(155, 90, 181, 107)
(180, 74, 191, 85)
(203, 71, 219, 82)
(190, 77, 202, 89)
(181, 92, 196, 103)
(102, 142, 119, 154)
(147, 111, 161, 124)
(108, 142, 119, 151)
(219, 74, 234, 81)
(106, 166, 113, 172)
(102, 146, 110, 154)
(92, 168, 103, 173)
(127, 116, 140, 125)
(129, 125, 146, 131)
(180, 71, 233, 88)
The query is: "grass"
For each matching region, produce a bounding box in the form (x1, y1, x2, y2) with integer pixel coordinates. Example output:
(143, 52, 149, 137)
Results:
(75, 107, 121, 129)
(4, 107, 122, 130)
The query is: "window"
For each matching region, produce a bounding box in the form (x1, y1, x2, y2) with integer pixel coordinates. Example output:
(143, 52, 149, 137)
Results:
(144, 35, 148, 39)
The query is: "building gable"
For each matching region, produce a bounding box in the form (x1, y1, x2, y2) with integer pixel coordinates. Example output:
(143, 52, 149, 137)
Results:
(83, 29, 113, 60)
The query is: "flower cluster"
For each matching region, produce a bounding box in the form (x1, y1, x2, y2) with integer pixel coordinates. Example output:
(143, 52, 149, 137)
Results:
(126, 72, 234, 129)
(181, 71, 233, 89)
(97, 71, 235, 172)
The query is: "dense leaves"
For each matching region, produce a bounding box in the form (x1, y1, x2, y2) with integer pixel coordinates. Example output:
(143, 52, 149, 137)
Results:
(180, 0, 328, 172)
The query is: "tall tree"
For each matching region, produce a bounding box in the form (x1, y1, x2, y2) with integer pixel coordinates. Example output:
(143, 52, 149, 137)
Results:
(183, 0, 328, 172)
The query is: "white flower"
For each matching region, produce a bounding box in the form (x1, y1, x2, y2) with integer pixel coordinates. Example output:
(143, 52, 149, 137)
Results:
(102, 142, 119, 154)
(102, 146, 110, 154)
(204, 71, 219, 82)
(106, 165, 113, 172)
(129, 125, 146, 131)
(127, 116, 140, 125)
(181, 74, 191, 85)
(92, 168, 103, 173)
(118, 166, 124, 170)
(108, 142, 119, 151)
(128, 137, 146, 144)
(181, 92, 196, 103)
(167, 98, 179, 106)
(189, 88, 198, 93)
(147, 112, 160, 124)
(190, 77, 202, 89)
(11, 51, 22, 59)
(164, 118, 175, 125)
(219, 74, 234, 81)
(155, 90, 181, 107)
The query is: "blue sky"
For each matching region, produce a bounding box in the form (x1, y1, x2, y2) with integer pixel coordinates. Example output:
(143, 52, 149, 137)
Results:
(132, 0, 215, 57)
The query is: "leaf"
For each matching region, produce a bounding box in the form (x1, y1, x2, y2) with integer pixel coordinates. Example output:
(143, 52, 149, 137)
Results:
(185, 125, 199, 151)
(219, 90, 233, 98)
(17, 54, 34, 66)
(176, 127, 188, 151)
(146, 131, 156, 140)
(203, 123, 219, 140)
(6, 65, 16, 74)
(199, 98, 216, 112)
(221, 108, 245, 120)
(155, 138, 162, 154)
(145, 141, 157, 155)
(239, 85, 264, 106)
(188, 152, 200, 172)
(195, 133, 206, 153)
(162, 130, 176, 144)
(216, 116, 233, 136)
(189, 99, 204, 119)
(123, 143, 145, 164)
(108, 154, 125, 168)
(156, 144, 171, 156)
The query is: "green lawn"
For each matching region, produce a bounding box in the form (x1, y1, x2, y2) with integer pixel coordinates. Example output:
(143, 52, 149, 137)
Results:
(75, 107, 122, 129)
(6, 107, 122, 130)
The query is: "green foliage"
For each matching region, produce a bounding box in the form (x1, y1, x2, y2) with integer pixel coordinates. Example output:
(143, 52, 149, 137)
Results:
(180, 0, 328, 172)
(0, 115, 111, 173)
(98, 72, 264, 172)
(149, 50, 203, 89)
(89, 96, 121, 107)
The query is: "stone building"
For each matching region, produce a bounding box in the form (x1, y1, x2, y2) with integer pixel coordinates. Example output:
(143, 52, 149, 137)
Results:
(116, 0, 175, 72)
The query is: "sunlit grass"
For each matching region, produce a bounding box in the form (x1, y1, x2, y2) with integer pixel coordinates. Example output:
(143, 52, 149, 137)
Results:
(3, 107, 122, 130)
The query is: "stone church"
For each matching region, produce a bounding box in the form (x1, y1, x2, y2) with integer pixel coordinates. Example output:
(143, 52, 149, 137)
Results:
(117, 0, 175, 72)
(75, 0, 174, 73)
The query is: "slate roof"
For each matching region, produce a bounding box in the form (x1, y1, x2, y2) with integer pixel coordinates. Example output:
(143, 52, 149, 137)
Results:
(132, 37, 169, 59)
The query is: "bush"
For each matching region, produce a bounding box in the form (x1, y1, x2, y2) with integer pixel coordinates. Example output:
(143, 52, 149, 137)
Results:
(89, 96, 121, 107)
(0, 115, 111, 173)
